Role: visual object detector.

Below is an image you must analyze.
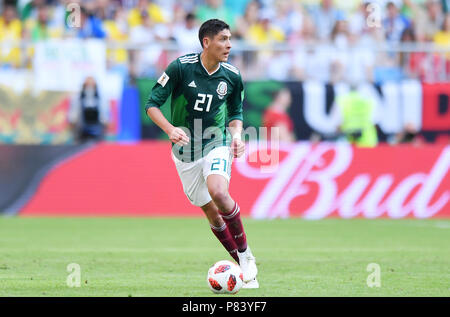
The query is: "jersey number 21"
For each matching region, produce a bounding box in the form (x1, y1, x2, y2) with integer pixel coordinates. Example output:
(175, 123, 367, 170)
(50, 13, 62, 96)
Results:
(194, 93, 213, 112)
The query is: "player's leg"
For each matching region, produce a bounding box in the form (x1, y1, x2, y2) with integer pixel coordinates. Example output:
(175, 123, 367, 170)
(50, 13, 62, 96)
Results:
(171, 153, 239, 263)
(203, 146, 257, 284)
(206, 174, 257, 283)
(200, 200, 239, 263)
(206, 174, 247, 251)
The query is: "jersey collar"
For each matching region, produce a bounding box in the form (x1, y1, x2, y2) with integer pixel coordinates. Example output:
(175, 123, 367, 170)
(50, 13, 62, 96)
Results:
(199, 53, 221, 76)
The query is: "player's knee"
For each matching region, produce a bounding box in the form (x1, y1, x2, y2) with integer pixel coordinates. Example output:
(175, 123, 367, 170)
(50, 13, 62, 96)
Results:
(209, 187, 229, 206)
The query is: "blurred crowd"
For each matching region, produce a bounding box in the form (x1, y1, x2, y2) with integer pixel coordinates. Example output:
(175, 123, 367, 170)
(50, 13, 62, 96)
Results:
(0, 0, 450, 82)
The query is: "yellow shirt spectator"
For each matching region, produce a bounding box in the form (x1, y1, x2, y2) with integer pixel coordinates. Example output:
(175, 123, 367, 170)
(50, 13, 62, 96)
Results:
(0, 17, 22, 67)
(104, 20, 129, 65)
(247, 22, 285, 45)
(433, 14, 450, 58)
(127, 3, 166, 28)
(434, 31, 450, 45)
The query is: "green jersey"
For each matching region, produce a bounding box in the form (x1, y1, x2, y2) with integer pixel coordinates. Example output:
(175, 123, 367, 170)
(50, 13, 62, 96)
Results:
(145, 53, 244, 162)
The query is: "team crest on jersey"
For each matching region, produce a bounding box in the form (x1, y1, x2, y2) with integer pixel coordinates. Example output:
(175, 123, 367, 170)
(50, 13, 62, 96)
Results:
(216, 81, 227, 99)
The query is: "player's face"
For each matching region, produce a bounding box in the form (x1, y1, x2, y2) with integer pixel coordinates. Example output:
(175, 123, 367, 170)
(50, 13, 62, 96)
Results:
(208, 29, 232, 63)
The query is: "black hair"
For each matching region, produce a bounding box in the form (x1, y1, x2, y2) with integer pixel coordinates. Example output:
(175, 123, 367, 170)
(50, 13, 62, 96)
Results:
(386, 1, 396, 8)
(186, 12, 195, 21)
(198, 19, 230, 48)
(400, 27, 416, 42)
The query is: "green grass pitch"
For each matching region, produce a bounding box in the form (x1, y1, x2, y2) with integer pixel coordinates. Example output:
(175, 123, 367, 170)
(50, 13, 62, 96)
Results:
(0, 217, 449, 297)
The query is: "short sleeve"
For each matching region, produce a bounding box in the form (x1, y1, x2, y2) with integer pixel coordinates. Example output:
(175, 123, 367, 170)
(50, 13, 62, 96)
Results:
(145, 60, 180, 112)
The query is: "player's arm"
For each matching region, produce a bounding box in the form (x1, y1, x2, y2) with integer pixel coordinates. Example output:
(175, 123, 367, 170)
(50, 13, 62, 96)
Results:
(145, 60, 189, 146)
(147, 108, 189, 146)
(227, 74, 245, 158)
(229, 119, 244, 158)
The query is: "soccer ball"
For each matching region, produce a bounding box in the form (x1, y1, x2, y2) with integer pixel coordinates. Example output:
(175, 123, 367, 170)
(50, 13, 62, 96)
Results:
(207, 260, 244, 294)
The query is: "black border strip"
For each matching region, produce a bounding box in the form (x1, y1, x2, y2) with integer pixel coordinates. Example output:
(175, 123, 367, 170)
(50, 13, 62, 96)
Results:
(3, 141, 97, 216)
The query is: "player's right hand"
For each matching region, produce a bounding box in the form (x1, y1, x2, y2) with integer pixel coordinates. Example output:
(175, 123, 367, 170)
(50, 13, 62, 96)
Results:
(168, 127, 190, 146)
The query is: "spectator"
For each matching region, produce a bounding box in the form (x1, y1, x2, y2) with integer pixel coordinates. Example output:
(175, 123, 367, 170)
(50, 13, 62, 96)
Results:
(289, 10, 317, 45)
(383, 1, 411, 43)
(104, 7, 129, 42)
(49, 0, 73, 31)
(247, 8, 285, 45)
(21, 3, 63, 68)
(335, 84, 378, 147)
(349, 1, 386, 50)
(247, 8, 286, 78)
(172, 12, 202, 56)
(399, 26, 443, 81)
(330, 17, 376, 84)
(196, 0, 236, 30)
(129, 8, 170, 43)
(292, 16, 332, 82)
(25, 5, 63, 41)
(129, 11, 157, 44)
(127, 0, 166, 28)
(433, 13, 450, 79)
(69, 76, 109, 142)
(434, 13, 450, 46)
(225, 0, 250, 21)
(272, 0, 304, 38)
(77, 6, 107, 39)
(129, 10, 165, 77)
(291, 14, 332, 82)
(0, 0, 448, 83)
(170, 2, 188, 27)
(96, 0, 120, 21)
(399, 27, 421, 78)
(103, 7, 129, 72)
(309, 0, 345, 40)
(348, 0, 368, 38)
(434, 13, 450, 79)
(329, 18, 350, 83)
(349, 0, 384, 40)
(262, 88, 296, 142)
(405, 0, 444, 41)
(20, 0, 46, 21)
(234, 0, 260, 40)
(232, 1, 260, 78)
(0, 5, 22, 68)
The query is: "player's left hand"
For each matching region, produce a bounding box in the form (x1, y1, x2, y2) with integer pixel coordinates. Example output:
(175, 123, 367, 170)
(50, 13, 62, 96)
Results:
(231, 137, 245, 158)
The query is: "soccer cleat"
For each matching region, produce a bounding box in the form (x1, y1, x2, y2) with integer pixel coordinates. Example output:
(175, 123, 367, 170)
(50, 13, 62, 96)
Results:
(242, 278, 259, 289)
(237, 246, 258, 282)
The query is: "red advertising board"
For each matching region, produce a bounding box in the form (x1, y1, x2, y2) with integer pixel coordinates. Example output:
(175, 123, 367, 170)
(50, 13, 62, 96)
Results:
(422, 83, 450, 131)
(21, 141, 450, 218)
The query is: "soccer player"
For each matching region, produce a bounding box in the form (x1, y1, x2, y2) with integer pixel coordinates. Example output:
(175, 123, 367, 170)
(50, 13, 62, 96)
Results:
(145, 19, 258, 288)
